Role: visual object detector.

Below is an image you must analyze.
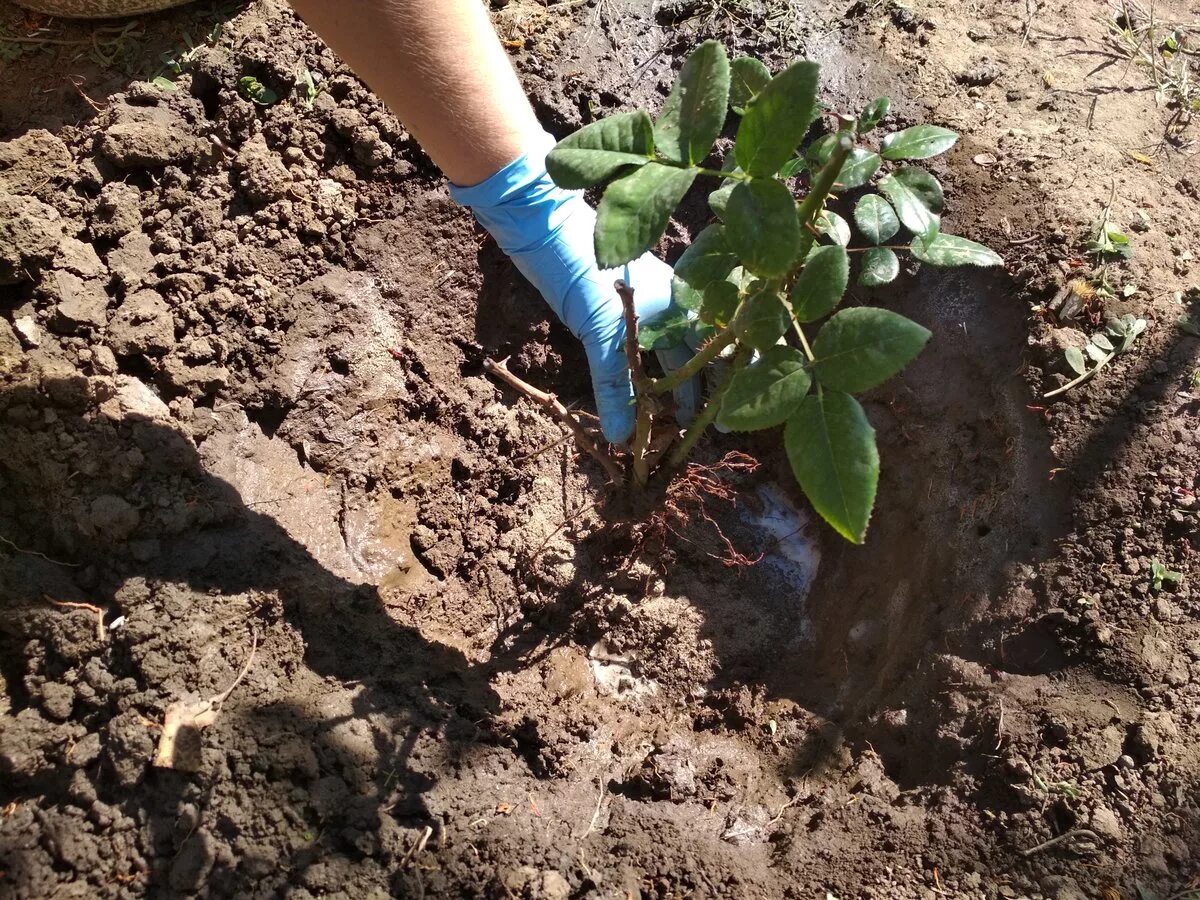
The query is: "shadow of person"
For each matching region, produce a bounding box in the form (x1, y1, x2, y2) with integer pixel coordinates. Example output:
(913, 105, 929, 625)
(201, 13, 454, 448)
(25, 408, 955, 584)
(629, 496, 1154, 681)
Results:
(0, 367, 498, 896)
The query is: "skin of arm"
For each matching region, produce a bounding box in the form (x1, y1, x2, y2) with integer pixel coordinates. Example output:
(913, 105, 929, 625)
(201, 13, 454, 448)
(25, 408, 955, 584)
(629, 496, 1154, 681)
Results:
(287, 0, 542, 186)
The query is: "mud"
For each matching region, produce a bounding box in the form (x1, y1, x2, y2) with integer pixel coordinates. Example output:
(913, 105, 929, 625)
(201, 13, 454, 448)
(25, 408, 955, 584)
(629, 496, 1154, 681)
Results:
(2, 0, 1200, 897)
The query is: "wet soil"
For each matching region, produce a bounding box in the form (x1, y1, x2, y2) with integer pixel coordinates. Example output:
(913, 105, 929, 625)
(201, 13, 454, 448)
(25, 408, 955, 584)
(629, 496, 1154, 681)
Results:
(2, 0, 1200, 897)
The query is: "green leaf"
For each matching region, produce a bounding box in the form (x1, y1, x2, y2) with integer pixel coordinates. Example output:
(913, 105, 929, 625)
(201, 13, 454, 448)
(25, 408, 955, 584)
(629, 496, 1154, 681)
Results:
(791, 245, 848, 323)
(880, 124, 958, 160)
(718, 346, 812, 431)
(734, 283, 790, 351)
(1090, 332, 1114, 352)
(729, 57, 771, 114)
(779, 156, 807, 178)
(674, 224, 738, 291)
(805, 132, 841, 168)
(811, 307, 931, 392)
(708, 181, 735, 220)
(858, 248, 900, 287)
(910, 232, 1003, 267)
(815, 210, 851, 247)
(1064, 346, 1087, 376)
(595, 164, 697, 268)
(638, 305, 691, 350)
(701, 279, 740, 326)
(836, 149, 882, 189)
(858, 96, 891, 133)
(785, 391, 879, 543)
(735, 59, 822, 177)
(889, 166, 944, 214)
(853, 195, 899, 244)
(152, 75, 178, 91)
(805, 135, 879, 188)
(546, 111, 654, 189)
(672, 275, 702, 312)
(725, 179, 801, 276)
(1085, 342, 1107, 363)
(877, 171, 940, 237)
(654, 40, 730, 165)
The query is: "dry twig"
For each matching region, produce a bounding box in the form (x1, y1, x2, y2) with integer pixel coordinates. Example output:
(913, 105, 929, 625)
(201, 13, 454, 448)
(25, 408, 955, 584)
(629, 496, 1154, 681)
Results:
(483, 357, 624, 483)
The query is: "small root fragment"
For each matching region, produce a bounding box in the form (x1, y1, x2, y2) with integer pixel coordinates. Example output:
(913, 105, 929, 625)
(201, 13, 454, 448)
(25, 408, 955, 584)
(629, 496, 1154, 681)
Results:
(1020, 828, 1100, 858)
(45, 596, 106, 642)
(153, 631, 259, 772)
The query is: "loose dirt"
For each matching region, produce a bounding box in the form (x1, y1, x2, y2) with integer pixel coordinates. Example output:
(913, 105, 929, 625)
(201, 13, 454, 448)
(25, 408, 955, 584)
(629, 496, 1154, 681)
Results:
(2, 0, 1200, 897)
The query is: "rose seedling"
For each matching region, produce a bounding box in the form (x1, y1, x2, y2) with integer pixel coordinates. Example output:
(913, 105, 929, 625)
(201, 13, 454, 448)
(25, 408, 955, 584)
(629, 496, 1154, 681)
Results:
(537, 41, 1002, 543)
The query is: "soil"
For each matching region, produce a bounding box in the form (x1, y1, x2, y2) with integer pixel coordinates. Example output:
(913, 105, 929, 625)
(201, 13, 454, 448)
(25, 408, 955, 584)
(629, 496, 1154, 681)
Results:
(2, 0, 1200, 897)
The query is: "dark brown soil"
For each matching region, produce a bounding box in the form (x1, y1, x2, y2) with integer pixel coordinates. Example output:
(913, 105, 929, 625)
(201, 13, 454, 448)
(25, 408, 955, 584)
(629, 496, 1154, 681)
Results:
(3, 0, 1200, 897)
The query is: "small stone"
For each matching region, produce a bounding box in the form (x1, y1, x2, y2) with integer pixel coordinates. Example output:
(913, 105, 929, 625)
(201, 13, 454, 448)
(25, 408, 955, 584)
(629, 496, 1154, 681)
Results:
(13, 315, 41, 348)
(46, 270, 109, 334)
(958, 58, 1003, 86)
(1126, 722, 1159, 764)
(39, 682, 75, 721)
(1089, 804, 1122, 841)
(91, 344, 118, 376)
(107, 289, 174, 358)
(99, 121, 199, 169)
(106, 230, 155, 291)
(0, 129, 72, 193)
(53, 238, 106, 279)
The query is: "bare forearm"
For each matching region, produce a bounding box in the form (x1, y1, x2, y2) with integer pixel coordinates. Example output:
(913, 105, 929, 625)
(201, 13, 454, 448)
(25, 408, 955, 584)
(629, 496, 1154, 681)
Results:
(287, 0, 543, 185)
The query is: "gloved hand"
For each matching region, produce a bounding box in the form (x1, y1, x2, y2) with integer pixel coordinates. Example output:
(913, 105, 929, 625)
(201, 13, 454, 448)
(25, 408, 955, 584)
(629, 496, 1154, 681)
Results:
(449, 131, 698, 444)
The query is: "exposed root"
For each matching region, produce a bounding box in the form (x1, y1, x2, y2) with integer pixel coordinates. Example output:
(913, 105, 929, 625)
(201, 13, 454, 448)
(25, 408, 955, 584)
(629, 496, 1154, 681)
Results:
(632, 451, 763, 569)
(44, 595, 106, 642)
(483, 357, 625, 484)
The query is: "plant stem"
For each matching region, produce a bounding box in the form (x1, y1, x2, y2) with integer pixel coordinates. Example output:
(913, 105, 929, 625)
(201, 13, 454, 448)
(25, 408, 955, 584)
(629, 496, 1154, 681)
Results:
(1043, 351, 1114, 398)
(650, 328, 738, 395)
(483, 358, 625, 483)
(794, 321, 816, 361)
(795, 133, 854, 260)
(664, 346, 751, 471)
(615, 279, 656, 487)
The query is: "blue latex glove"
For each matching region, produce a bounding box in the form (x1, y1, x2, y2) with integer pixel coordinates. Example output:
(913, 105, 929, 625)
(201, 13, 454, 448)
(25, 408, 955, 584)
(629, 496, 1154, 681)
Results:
(449, 131, 697, 444)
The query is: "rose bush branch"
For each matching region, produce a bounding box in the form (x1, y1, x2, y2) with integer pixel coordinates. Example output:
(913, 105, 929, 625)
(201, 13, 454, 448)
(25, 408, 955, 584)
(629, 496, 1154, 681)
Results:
(533, 41, 1002, 542)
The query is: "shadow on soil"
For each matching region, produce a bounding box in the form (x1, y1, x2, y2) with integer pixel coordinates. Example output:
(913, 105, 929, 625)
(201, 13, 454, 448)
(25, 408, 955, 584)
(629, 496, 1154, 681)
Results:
(0, 381, 496, 895)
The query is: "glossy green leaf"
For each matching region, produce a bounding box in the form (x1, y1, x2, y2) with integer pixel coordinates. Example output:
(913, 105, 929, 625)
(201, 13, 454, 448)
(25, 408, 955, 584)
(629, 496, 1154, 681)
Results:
(717, 346, 812, 431)
(701, 279, 740, 326)
(811, 307, 931, 392)
(729, 57, 771, 113)
(785, 390, 879, 543)
(878, 171, 940, 237)
(735, 59, 822, 177)
(806, 135, 879, 189)
(858, 247, 900, 287)
(725, 179, 801, 276)
(909, 232, 1003, 267)
(672, 275, 702, 312)
(595, 163, 697, 268)
(805, 132, 841, 168)
(889, 166, 944, 214)
(674, 224, 738, 291)
(734, 283, 790, 351)
(546, 111, 654, 189)
(791, 245, 849, 323)
(779, 156, 807, 178)
(836, 149, 882, 188)
(709, 181, 735, 219)
(655, 40, 730, 165)
(858, 96, 891, 133)
(815, 209, 851, 247)
(853, 195, 899, 245)
(638, 304, 691, 350)
(880, 124, 958, 160)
